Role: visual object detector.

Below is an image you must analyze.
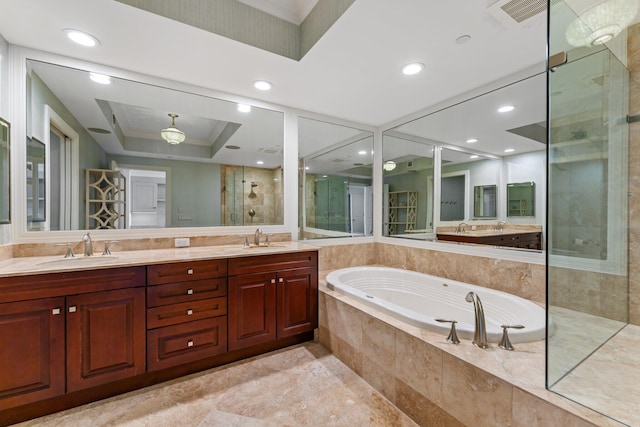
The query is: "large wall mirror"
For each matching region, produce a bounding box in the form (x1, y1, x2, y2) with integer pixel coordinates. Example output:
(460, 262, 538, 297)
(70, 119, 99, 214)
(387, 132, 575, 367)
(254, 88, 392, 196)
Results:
(382, 71, 546, 248)
(25, 59, 284, 232)
(0, 117, 10, 224)
(299, 117, 373, 239)
(381, 134, 434, 240)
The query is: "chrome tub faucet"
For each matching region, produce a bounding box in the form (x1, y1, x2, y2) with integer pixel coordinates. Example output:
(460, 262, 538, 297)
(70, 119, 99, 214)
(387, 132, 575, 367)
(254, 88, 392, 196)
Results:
(465, 291, 488, 348)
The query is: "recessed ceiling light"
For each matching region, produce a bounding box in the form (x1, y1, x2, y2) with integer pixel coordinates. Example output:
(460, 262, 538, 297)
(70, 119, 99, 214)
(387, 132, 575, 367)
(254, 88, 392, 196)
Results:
(466, 138, 478, 143)
(225, 145, 241, 150)
(358, 150, 367, 155)
(256, 160, 264, 165)
(504, 148, 515, 153)
(237, 104, 251, 113)
(253, 80, 273, 91)
(305, 166, 310, 170)
(353, 163, 364, 166)
(470, 155, 479, 159)
(383, 161, 397, 171)
(402, 62, 424, 75)
(63, 29, 100, 47)
(89, 72, 111, 85)
(498, 105, 516, 113)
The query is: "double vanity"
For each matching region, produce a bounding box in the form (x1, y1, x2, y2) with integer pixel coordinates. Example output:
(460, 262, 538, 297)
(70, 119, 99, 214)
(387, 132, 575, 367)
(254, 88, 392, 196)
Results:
(0, 243, 318, 426)
(437, 226, 542, 250)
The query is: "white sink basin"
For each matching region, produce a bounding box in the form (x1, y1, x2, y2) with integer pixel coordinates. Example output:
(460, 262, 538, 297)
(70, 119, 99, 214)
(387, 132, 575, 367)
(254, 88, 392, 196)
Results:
(243, 243, 285, 249)
(37, 256, 120, 266)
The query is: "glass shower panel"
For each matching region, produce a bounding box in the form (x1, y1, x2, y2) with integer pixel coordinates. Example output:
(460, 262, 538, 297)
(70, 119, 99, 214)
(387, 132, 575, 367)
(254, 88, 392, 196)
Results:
(547, 1, 630, 423)
(224, 166, 244, 226)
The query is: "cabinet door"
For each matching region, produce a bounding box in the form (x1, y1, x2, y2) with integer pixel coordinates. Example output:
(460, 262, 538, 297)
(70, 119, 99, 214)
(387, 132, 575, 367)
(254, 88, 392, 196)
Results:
(277, 267, 318, 338)
(228, 272, 276, 351)
(66, 288, 145, 392)
(0, 298, 65, 409)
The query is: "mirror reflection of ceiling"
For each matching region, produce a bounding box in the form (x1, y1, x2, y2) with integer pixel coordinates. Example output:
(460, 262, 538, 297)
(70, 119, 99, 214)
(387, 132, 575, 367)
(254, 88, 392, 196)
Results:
(1, 0, 548, 125)
(299, 118, 373, 178)
(390, 73, 547, 158)
(28, 60, 284, 169)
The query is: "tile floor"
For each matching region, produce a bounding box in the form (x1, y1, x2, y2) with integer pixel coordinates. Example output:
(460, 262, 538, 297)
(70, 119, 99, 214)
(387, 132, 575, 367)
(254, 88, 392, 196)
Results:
(14, 342, 419, 427)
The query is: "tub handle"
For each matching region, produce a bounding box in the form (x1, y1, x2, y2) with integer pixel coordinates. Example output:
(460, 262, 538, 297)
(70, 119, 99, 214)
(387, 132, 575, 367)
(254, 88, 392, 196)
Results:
(498, 324, 525, 351)
(435, 319, 460, 345)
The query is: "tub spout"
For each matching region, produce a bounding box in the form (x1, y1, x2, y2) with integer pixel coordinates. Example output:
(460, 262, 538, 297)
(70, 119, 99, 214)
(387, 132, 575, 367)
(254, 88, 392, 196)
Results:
(465, 291, 488, 348)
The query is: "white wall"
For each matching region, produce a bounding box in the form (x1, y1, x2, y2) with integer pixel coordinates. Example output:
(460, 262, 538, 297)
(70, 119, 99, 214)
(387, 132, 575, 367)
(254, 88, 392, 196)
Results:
(0, 33, 10, 244)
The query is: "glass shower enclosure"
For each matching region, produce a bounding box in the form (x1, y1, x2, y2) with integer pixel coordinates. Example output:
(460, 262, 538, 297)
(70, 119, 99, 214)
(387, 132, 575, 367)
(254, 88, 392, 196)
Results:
(547, 1, 633, 424)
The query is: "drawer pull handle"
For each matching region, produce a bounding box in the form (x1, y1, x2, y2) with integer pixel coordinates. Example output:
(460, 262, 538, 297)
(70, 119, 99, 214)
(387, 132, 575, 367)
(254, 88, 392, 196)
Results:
(271, 278, 276, 284)
(68, 306, 77, 313)
(187, 268, 194, 275)
(278, 278, 284, 283)
(187, 288, 194, 295)
(187, 309, 193, 315)
(52, 308, 61, 315)
(187, 339, 194, 347)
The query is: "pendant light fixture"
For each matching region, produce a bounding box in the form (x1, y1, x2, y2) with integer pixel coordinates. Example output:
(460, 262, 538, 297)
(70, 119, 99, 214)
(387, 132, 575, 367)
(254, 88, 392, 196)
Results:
(161, 113, 186, 145)
(566, 0, 639, 47)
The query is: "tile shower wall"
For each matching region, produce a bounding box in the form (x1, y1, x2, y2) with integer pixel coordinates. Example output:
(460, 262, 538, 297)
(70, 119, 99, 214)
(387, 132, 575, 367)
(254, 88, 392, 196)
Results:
(221, 165, 283, 226)
(628, 23, 640, 325)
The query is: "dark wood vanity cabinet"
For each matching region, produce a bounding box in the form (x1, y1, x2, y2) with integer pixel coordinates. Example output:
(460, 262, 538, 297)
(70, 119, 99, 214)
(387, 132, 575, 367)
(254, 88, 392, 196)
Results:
(0, 250, 319, 425)
(0, 298, 65, 410)
(228, 252, 318, 351)
(437, 231, 542, 250)
(0, 267, 146, 410)
(66, 287, 146, 392)
(146, 259, 228, 371)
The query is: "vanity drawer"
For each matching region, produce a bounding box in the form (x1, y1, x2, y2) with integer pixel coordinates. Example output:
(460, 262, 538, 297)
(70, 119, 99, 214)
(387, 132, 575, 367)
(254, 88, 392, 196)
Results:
(147, 317, 227, 371)
(228, 251, 318, 276)
(147, 259, 227, 285)
(147, 297, 227, 329)
(146, 278, 227, 307)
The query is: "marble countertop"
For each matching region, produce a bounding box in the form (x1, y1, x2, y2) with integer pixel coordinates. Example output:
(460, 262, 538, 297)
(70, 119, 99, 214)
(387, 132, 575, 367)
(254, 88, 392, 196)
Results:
(0, 241, 319, 278)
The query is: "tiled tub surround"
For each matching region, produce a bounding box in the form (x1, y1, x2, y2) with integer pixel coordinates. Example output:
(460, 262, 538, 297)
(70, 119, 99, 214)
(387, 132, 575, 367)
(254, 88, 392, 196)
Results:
(319, 242, 545, 303)
(319, 278, 621, 427)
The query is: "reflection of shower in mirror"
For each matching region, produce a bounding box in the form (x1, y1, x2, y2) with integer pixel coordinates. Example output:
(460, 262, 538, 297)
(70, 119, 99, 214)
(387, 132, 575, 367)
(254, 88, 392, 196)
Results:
(248, 181, 258, 199)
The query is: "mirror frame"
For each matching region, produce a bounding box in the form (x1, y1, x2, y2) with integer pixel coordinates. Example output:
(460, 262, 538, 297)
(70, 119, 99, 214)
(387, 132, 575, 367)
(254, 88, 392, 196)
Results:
(0, 116, 10, 224)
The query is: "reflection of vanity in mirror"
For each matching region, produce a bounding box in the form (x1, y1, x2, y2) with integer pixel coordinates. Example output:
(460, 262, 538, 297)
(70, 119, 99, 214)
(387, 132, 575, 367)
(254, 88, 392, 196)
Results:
(23, 59, 284, 233)
(382, 71, 546, 250)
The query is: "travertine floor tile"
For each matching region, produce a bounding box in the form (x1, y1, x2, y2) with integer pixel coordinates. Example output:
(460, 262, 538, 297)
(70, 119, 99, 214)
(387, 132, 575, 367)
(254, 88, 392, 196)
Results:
(14, 343, 417, 427)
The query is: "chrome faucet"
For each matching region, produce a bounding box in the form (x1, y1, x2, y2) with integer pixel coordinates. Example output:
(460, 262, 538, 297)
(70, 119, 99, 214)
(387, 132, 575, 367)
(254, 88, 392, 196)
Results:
(495, 220, 506, 231)
(465, 291, 488, 348)
(455, 222, 468, 233)
(82, 232, 93, 256)
(254, 228, 262, 246)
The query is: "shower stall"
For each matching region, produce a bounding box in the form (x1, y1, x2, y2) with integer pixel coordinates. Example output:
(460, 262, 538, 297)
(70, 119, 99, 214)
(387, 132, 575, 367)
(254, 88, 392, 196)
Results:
(547, 1, 634, 424)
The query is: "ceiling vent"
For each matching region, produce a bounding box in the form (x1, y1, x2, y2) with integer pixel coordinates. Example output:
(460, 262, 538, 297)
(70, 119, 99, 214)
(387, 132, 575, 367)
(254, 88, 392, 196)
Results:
(488, 0, 559, 26)
(258, 147, 281, 154)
